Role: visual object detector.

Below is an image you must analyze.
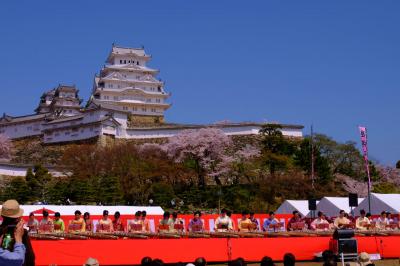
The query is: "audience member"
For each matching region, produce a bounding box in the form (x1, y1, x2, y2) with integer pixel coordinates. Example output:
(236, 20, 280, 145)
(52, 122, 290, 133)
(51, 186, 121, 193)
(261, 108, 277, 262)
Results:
(323, 259, 337, 266)
(84, 257, 99, 266)
(228, 258, 246, 266)
(260, 256, 274, 266)
(141, 256, 152, 266)
(358, 252, 375, 266)
(0, 199, 35, 266)
(194, 257, 207, 266)
(151, 259, 164, 266)
(283, 253, 295, 266)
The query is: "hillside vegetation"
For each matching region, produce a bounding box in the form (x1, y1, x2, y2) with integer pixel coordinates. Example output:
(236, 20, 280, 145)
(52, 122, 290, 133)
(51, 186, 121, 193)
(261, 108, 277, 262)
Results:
(1, 125, 399, 212)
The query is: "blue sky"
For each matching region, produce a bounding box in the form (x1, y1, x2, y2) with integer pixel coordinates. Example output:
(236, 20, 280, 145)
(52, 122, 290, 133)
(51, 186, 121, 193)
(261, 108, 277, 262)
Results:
(0, 1, 399, 165)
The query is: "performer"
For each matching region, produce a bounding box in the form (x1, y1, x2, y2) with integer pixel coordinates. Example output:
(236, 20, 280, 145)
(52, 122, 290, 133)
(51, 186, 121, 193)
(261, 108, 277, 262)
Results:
(171, 212, 184, 233)
(238, 211, 252, 232)
(39, 210, 54, 233)
(26, 212, 39, 233)
(158, 211, 173, 232)
(249, 212, 259, 231)
(83, 212, 93, 232)
(333, 210, 351, 229)
(188, 211, 204, 232)
(215, 209, 233, 232)
(113, 211, 124, 232)
(141, 210, 151, 232)
(287, 210, 304, 231)
(355, 209, 370, 231)
(376, 211, 389, 230)
(68, 210, 86, 233)
(128, 211, 144, 233)
(53, 212, 65, 232)
(310, 211, 330, 231)
(226, 210, 235, 231)
(263, 211, 280, 232)
(98, 210, 113, 233)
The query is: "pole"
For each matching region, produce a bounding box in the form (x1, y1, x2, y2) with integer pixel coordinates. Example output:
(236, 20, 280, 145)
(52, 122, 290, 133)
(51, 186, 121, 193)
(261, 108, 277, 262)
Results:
(359, 126, 371, 214)
(311, 125, 315, 189)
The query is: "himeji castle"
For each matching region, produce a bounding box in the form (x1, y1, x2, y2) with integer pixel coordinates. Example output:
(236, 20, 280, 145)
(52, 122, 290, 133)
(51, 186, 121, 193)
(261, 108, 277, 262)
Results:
(0, 44, 303, 144)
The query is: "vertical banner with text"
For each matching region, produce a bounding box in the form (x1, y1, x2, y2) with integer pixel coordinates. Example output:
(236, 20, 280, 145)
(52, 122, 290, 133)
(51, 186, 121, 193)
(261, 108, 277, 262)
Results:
(359, 126, 371, 187)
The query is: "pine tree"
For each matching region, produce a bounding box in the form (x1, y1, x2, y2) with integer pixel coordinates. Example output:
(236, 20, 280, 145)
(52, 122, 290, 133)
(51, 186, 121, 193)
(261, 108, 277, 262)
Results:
(4, 177, 30, 203)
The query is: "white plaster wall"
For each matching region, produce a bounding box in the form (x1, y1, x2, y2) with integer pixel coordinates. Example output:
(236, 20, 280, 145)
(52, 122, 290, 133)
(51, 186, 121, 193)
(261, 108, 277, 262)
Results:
(44, 126, 101, 143)
(123, 126, 303, 139)
(0, 164, 66, 177)
(0, 121, 43, 139)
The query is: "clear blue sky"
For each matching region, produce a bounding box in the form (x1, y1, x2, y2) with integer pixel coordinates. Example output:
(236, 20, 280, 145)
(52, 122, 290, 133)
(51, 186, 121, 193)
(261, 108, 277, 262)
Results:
(1, 1, 399, 165)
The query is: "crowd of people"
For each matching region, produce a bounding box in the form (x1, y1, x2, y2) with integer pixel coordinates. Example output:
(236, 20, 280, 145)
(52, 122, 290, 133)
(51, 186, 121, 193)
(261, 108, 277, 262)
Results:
(24, 207, 400, 235)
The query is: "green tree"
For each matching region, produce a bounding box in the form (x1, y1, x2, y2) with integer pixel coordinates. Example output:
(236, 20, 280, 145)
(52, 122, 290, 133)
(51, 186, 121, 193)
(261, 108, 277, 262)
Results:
(294, 137, 332, 184)
(97, 175, 123, 205)
(259, 124, 295, 175)
(4, 177, 30, 203)
(26, 165, 52, 203)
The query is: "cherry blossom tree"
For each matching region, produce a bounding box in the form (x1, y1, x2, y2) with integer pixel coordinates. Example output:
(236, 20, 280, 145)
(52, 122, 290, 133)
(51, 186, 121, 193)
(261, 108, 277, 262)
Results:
(0, 134, 12, 160)
(164, 128, 260, 186)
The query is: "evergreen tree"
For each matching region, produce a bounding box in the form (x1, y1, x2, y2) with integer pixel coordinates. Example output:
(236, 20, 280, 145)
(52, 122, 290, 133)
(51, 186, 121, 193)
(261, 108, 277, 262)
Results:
(259, 124, 295, 175)
(98, 176, 123, 205)
(26, 165, 52, 203)
(294, 138, 332, 183)
(4, 177, 30, 203)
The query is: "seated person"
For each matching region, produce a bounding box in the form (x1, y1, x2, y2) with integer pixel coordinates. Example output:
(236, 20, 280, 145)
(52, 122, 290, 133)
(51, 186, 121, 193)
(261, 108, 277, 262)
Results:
(171, 211, 185, 233)
(39, 210, 54, 233)
(226, 210, 235, 231)
(26, 212, 39, 233)
(97, 210, 113, 233)
(83, 212, 93, 232)
(141, 211, 151, 232)
(238, 211, 252, 232)
(68, 210, 86, 233)
(376, 211, 389, 230)
(215, 209, 233, 232)
(263, 211, 280, 232)
(287, 210, 305, 231)
(310, 211, 330, 231)
(129, 211, 144, 233)
(53, 212, 65, 233)
(158, 211, 173, 232)
(188, 211, 204, 233)
(113, 211, 124, 232)
(355, 209, 370, 230)
(333, 210, 351, 229)
(249, 212, 259, 231)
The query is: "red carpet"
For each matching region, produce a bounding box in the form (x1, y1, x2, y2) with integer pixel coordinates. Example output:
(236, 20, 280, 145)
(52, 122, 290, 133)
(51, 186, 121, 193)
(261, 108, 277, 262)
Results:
(31, 236, 400, 265)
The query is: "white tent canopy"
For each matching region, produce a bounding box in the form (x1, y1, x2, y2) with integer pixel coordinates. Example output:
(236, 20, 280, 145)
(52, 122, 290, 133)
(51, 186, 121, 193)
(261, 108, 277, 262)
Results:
(275, 200, 312, 217)
(18, 205, 164, 217)
(315, 197, 363, 217)
(353, 193, 400, 215)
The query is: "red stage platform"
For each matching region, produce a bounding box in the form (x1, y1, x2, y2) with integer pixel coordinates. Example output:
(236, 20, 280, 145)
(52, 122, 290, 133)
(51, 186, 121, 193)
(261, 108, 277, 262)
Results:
(31, 236, 400, 266)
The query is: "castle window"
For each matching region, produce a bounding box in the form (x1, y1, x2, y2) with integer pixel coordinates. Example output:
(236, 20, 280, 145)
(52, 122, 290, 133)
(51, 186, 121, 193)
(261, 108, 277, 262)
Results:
(151, 108, 156, 112)
(142, 108, 146, 112)
(156, 99, 161, 103)
(120, 60, 122, 64)
(123, 106, 128, 111)
(137, 61, 139, 65)
(157, 87, 161, 92)
(124, 60, 126, 64)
